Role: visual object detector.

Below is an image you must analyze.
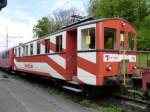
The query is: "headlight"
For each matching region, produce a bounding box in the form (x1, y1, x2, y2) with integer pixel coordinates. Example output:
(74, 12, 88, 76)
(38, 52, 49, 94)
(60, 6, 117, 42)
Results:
(107, 65, 112, 71)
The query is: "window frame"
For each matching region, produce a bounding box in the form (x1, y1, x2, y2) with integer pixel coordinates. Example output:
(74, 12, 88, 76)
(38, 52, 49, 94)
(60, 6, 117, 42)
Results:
(104, 27, 117, 50)
(120, 31, 125, 49)
(25, 45, 28, 56)
(30, 44, 33, 55)
(56, 35, 62, 52)
(128, 32, 135, 50)
(81, 27, 96, 50)
(37, 42, 41, 55)
(18, 47, 21, 57)
(45, 39, 50, 54)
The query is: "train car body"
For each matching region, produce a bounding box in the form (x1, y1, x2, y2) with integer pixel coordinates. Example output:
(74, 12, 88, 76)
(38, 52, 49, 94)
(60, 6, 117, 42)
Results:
(0, 48, 14, 69)
(12, 18, 137, 86)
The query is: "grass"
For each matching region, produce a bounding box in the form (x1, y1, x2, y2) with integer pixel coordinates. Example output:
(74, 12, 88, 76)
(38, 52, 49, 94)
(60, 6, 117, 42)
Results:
(97, 106, 122, 112)
(48, 86, 123, 112)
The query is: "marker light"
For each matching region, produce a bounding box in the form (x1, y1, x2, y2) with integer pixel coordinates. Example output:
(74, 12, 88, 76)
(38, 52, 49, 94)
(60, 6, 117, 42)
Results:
(133, 64, 137, 69)
(107, 65, 112, 71)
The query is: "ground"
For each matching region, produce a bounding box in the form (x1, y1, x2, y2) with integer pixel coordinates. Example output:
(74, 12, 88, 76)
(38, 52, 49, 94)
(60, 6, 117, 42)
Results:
(0, 71, 92, 112)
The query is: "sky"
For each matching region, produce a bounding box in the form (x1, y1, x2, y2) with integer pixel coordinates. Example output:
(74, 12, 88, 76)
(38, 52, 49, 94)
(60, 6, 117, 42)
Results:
(0, 0, 90, 51)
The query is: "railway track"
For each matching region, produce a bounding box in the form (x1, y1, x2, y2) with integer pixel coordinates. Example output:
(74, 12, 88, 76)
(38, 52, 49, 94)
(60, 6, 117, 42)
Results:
(112, 93, 150, 111)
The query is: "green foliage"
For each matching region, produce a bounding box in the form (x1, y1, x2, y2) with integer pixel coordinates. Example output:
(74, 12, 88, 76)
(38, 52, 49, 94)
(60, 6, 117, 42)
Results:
(98, 106, 122, 112)
(34, 8, 78, 38)
(79, 99, 98, 108)
(34, 17, 60, 37)
(89, 0, 150, 50)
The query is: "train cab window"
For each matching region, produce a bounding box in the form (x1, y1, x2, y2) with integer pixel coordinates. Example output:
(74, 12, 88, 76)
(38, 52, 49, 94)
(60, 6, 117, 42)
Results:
(26, 45, 28, 56)
(18, 47, 21, 57)
(128, 33, 135, 50)
(45, 39, 50, 53)
(104, 28, 116, 49)
(56, 35, 62, 52)
(30, 44, 33, 55)
(37, 42, 40, 54)
(81, 27, 96, 50)
(120, 31, 125, 49)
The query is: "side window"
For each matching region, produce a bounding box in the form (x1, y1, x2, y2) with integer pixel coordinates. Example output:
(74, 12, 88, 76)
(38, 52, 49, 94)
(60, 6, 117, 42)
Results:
(15, 48, 17, 57)
(37, 42, 40, 54)
(104, 28, 116, 49)
(18, 47, 21, 57)
(30, 44, 33, 55)
(22, 46, 25, 56)
(128, 33, 135, 50)
(81, 27, 96, 50)
(56, 35, 62, 52)
(26, 45, 28, 56)
(45, 39, 50, 53)
(120, 31, 125, 49)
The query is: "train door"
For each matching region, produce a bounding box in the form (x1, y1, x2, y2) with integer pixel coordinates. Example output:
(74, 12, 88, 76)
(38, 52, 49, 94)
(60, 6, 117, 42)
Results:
(66, 29, 77, 80)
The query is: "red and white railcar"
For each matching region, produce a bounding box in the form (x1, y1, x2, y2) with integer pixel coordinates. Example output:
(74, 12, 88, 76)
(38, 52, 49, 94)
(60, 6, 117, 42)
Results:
(13, 18, 137, 86)
(0, 48, 14, 69)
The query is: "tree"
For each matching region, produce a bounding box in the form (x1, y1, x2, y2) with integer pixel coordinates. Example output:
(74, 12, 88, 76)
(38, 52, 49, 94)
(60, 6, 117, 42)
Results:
(89, 0, 150, 50)
(34, 8, 80, 38)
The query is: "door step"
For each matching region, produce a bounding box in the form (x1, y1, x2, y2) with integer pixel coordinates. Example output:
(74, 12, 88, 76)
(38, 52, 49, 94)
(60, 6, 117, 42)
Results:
(68, 81, 78, 85)
(63, 86, 83, 92)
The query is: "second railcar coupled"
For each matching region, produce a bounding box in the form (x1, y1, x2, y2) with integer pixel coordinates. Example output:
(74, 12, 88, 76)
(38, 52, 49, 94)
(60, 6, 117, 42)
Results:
(0, 18, 137, 90)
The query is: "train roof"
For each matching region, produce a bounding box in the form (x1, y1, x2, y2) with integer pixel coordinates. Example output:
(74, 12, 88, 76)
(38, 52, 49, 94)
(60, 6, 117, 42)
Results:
(14, 17, 133, 48)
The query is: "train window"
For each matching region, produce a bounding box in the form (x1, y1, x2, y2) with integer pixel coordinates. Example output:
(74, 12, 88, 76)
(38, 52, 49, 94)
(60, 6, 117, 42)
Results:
(22, 46, 25, 56)
(104, 28, 116, 49)
(81, 27, 95, 50)
(37, 42, 40, 54)
(26, 45, 28, 56)
(45, 39, 50, 53)
(128, 33, 135, 50)
(56, 35, 62, 52)
(120, 31, 125, 49)
(30, 44, 33, 55)
(18, 47, 21, 57)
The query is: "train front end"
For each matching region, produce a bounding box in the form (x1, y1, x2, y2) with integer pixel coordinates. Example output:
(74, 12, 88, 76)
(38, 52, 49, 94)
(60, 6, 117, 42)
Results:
(77, 18, 137, 86)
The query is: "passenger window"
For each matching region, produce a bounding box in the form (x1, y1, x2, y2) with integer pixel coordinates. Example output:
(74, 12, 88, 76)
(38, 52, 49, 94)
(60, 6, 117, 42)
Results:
(37, 42, 40, 54)
(22, 46, 25, 56)
(45, 39, 50, 53)
(15, 48, 17, 57)
(56, 35, 62, 52)
(104, 28, 116, 49)
(26, 45, 28, 56)
(30, 44, 33, 55)
(120, 31, 125, 49)
(81, 27, 96, 50)
(18, 47, 21, 57)
(128, 33, 135, 50)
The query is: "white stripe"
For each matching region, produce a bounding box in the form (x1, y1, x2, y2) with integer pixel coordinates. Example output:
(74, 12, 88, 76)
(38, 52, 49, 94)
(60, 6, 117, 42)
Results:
(48, 50, 66, 69)
(77, 67, 96, 85)
(14, 59, 64, 80)
(78, 52, 96, 63)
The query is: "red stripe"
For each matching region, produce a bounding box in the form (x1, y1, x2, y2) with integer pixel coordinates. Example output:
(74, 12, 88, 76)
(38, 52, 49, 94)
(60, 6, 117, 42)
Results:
(15, 56, 66, 79)
(77, 56, 97, 75)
